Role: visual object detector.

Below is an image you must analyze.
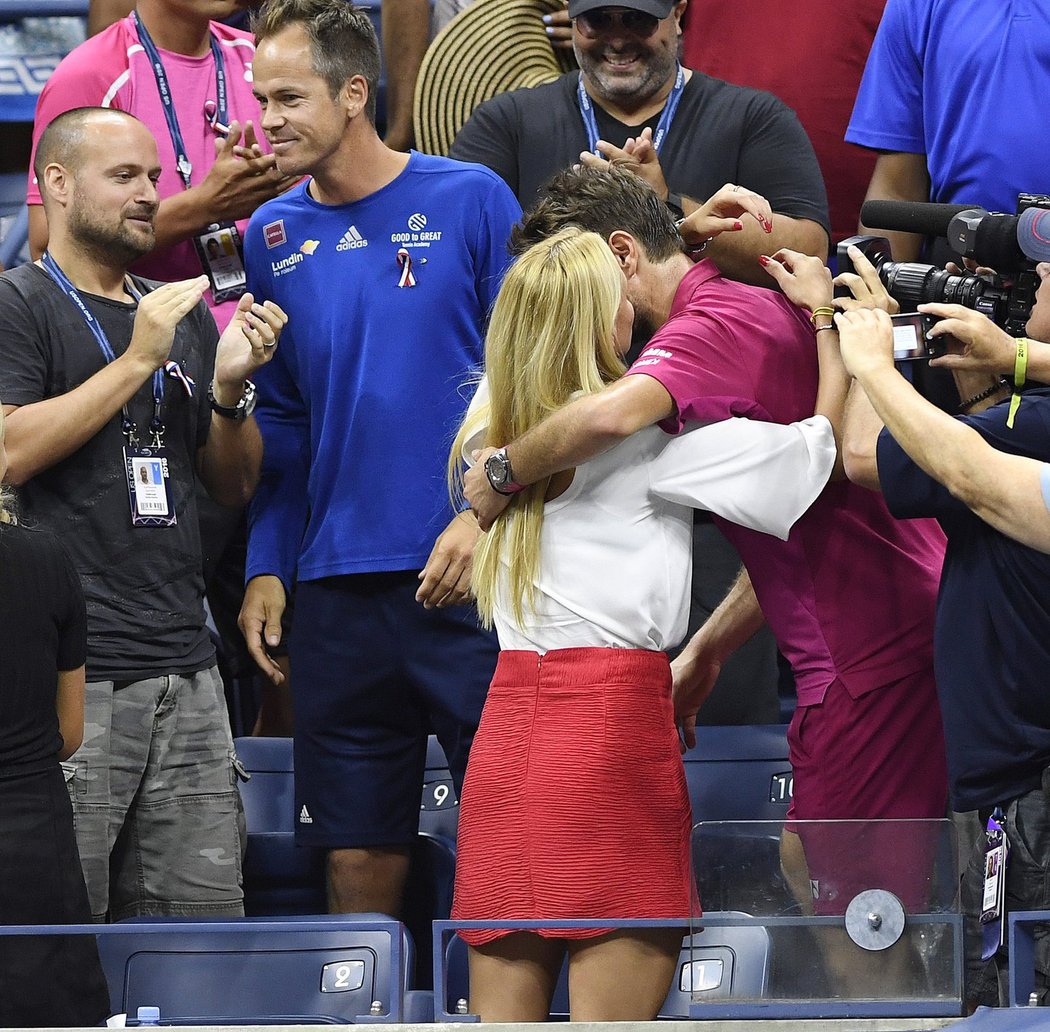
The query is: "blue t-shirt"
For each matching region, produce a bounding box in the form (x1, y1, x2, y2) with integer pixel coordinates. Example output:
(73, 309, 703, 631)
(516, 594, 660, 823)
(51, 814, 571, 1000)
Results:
(877, 389, 1050, 811)
(244, 153, 521, 587)
(846, 0, 1050, 212)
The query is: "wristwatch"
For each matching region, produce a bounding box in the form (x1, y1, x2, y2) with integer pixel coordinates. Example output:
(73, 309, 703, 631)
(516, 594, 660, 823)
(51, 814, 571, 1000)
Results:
(208, 379, 257, 420)
(484, 447, 526, 495)
(665, 192, 685, 220)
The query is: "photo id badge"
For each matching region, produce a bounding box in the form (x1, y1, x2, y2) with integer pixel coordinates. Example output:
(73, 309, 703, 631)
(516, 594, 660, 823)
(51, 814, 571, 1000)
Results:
(124, 446, 176, 527)
(980, 808, 1009, 959)
(194, 222, 247, 303)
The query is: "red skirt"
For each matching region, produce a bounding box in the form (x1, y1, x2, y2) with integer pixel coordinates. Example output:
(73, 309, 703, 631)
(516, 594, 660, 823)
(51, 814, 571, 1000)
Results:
(452, 647, 697, 946)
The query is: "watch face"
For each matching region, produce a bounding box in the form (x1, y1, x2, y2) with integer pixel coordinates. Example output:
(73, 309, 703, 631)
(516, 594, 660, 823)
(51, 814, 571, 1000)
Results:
(485, 451, 509, 488)
(242, 383, 258, 418)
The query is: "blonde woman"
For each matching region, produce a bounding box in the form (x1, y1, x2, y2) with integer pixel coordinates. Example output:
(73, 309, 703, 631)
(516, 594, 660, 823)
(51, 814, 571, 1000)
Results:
(448, 228, 837, 1022)
(0, 405, 110, 1026)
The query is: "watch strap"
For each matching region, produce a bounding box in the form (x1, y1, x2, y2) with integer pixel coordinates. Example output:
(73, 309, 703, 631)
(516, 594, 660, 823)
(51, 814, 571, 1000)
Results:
(208, 379, 257, 420)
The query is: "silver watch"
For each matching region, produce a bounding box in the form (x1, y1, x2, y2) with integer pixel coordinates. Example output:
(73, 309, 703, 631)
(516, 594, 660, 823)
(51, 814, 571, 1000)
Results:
(208, 379, 257, 420)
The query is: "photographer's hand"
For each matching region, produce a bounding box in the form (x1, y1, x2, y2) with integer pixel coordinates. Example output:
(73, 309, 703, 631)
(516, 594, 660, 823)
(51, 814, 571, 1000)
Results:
(833, 245, 900, 314)
(836, 308, 897, 380)
(921, 303, 1022, 374)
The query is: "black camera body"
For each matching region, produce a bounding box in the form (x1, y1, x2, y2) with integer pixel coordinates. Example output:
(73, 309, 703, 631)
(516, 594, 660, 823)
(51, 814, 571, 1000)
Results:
(838, 193, 1050, 336)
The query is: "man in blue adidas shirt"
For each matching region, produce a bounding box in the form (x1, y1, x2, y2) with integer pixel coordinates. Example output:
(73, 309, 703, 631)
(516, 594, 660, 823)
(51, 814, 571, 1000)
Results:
(239, 0, 521, 918)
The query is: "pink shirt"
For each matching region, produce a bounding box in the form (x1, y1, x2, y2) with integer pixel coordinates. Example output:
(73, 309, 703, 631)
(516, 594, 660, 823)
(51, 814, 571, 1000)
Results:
(28, 15, 262, 329)
(626, 260, 946, 707)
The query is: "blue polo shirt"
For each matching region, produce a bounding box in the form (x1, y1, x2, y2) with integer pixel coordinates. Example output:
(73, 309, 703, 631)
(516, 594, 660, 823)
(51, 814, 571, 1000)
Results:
(847, 0, 1050, 212)
(243, 153, 521, 588)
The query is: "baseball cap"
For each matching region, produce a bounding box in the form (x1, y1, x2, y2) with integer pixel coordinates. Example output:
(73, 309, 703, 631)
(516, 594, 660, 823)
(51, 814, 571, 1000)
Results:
(567, 0, 676, 20)
(1018, 206, 1050, 263)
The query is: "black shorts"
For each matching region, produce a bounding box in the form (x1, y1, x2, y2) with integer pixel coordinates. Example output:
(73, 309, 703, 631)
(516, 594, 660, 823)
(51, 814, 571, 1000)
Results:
(289, 571, 495, 848)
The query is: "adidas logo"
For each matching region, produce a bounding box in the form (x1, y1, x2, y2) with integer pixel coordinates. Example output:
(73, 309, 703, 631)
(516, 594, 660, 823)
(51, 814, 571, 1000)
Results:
(336, 225, 369, 251)
(299, 805, 313, 824)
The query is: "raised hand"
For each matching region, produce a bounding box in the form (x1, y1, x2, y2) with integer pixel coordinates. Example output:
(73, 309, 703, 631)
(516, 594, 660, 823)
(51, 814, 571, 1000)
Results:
(127, 276, 209, 371)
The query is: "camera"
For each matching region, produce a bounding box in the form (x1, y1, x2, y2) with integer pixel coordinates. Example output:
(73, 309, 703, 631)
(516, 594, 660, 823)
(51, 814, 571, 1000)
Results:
(838, 194, 1050, 336)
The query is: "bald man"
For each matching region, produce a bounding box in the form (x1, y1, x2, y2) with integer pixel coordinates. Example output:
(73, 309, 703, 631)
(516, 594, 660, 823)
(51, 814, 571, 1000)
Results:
(0, 107, 287, 921)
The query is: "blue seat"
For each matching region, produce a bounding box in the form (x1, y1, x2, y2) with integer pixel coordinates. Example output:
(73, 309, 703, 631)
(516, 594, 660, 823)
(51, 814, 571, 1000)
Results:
(234, 735, 456, 991)
(94, 916, 412, 1024)
(235, 735, 327, 916)
(0, 171, 29, 269)
(682, 725, 794, 914)
(682, 723, 792, 822)
(437, 914, 771, 1020)
(420, 734, 459, 842)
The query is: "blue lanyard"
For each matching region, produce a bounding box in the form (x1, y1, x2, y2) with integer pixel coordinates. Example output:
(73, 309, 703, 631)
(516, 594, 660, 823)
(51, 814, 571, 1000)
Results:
(40, 252, 165, 440)
(577, 64, 686, 155)
(133, 11, 228, 189)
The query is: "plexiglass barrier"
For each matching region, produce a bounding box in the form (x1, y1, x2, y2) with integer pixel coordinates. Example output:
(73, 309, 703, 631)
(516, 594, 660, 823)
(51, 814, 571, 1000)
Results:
(686, 818, 964, 1018)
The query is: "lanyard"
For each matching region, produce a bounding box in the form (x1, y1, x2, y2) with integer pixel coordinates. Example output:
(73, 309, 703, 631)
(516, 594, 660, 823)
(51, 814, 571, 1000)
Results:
(577, 63, 686, 155)
(40, 252, 165, 442)
(133, 11, 228, 189)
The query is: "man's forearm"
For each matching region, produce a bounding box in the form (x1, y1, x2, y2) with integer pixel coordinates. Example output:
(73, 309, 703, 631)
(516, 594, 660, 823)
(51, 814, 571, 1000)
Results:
(854, 364, 1050, 549)
(381, 0, 430, 149)
(678, 566, 766, 667)
(506, 374, 673, 485)
(857, 151, 931, 264)
(152, 189, 230, 251)
(695, 211, 828, 286)
(3, 352, 156, 484)
(198, 415, 263, 507)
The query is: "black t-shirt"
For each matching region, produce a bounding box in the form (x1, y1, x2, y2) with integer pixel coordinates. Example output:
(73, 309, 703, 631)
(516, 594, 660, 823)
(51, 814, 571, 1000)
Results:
(0, 264, 217, 682)
(0, 522, 85, 772)
(878, 388, 1050, 812)
(449, 69, 830, 230)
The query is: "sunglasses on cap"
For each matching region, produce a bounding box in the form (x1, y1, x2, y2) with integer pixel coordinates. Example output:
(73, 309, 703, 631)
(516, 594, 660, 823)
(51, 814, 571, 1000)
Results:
(575, 8, 661, 37)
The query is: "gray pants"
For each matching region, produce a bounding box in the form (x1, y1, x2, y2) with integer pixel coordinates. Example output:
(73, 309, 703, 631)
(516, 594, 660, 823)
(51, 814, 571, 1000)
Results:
(62, 666, 245, 921)
(961, 770, 1050, 1008)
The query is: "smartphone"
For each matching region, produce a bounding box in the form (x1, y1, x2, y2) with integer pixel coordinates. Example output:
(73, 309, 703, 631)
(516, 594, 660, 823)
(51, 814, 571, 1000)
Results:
(890, 312, 937, 361)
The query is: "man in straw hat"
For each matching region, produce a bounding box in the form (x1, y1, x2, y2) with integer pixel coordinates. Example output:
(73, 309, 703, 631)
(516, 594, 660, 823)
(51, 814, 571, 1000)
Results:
(239, 0, 521, 920)
(451, 0, 828, 287)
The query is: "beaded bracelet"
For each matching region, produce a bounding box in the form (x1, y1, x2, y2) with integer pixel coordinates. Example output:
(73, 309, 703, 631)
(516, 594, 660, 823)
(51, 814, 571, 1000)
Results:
(957, 378, 1008, 413)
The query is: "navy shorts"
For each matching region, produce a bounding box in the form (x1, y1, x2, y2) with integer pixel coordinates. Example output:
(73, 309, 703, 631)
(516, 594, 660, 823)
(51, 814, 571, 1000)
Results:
(290, 571, 496, 848)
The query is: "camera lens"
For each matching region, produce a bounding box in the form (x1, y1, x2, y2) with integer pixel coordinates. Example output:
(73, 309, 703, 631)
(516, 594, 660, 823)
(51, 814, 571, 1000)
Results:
(882, 262, 986, 309)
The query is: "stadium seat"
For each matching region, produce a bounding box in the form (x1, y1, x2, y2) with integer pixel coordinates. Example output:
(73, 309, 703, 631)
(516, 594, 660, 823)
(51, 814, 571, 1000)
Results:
(235, 735, 327, 915)
(682, 723, 793, 823)
(436, 913, 771, 1020)
(420, 734, 459, 842)
(234, 735, 457, 990)
(94, 916, 413, 1023)
(0, 172, 29, 269)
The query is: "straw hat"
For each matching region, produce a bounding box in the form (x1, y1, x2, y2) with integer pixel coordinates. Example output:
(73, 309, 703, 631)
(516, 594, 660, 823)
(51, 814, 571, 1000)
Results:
(414, 0, 578, 157)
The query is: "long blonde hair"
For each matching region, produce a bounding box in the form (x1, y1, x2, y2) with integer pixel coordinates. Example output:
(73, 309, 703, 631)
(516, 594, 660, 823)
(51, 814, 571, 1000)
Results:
(450, 227, 627, 628)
